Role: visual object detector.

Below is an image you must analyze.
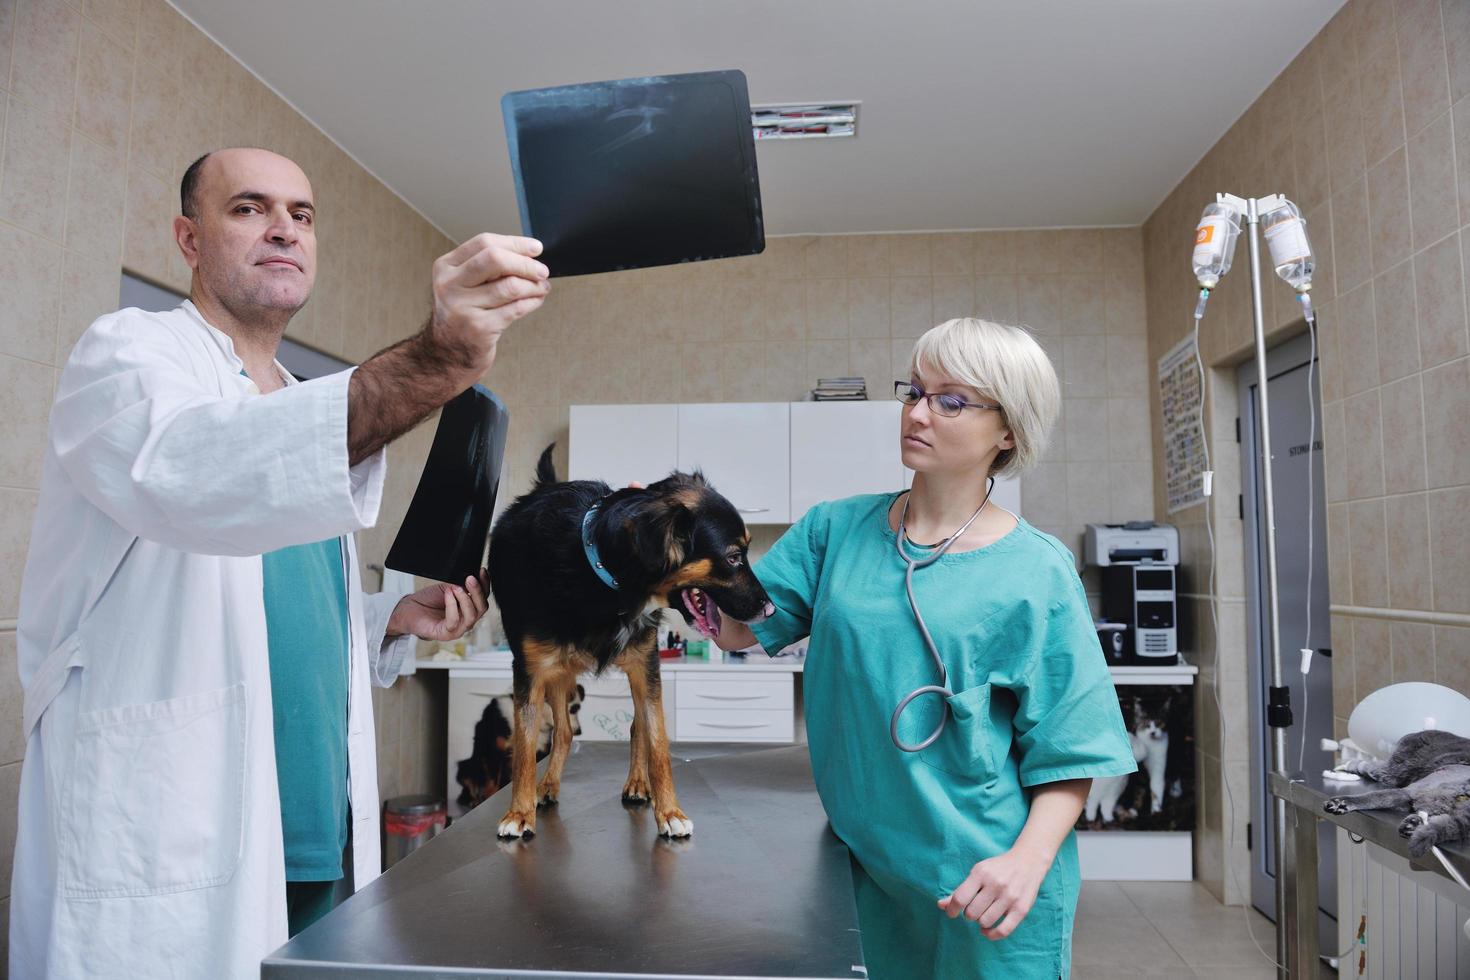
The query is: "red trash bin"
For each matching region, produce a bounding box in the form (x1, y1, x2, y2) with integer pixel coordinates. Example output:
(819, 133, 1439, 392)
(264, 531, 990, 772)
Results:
(383, 794, 446, 868)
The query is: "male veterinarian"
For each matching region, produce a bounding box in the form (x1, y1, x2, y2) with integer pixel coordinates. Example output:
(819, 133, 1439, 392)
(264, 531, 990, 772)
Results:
(11, 147, 550, 979)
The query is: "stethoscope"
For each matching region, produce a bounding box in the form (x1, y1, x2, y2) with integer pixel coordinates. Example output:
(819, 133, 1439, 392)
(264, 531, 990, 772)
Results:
(888, 478, 995, 753)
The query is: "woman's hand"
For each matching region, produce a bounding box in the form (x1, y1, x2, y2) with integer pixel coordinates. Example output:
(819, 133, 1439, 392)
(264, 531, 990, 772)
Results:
(386, 570, 489, 642)
(937, 778, 1089, 940)
(937, 845, 1051, 941)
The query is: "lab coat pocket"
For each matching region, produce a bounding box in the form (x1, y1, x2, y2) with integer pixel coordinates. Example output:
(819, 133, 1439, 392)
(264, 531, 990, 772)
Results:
(918, 684, 996, 781)
(61, 683, 247, 899)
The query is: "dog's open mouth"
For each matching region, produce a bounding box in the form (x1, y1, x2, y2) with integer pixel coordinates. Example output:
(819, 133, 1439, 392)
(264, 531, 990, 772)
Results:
(679, 587, 723, 638)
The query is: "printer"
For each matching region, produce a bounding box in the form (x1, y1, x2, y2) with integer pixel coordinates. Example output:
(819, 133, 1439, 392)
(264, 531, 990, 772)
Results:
(1085, 522, 1180, 665)
(1084, 522, 1180, 566)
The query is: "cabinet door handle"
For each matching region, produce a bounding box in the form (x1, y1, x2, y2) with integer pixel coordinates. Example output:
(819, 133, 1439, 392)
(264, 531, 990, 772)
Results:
(694, 721, 767, 729)
(737, 507, 770, 514)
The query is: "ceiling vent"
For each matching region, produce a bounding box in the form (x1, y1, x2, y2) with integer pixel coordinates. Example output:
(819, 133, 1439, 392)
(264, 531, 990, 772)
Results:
(751, 102, 859, 141)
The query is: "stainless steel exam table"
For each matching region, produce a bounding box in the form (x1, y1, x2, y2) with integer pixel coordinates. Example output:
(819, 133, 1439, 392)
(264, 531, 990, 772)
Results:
(1272, 769, 1470, 978)
(263, 742, 865, 979)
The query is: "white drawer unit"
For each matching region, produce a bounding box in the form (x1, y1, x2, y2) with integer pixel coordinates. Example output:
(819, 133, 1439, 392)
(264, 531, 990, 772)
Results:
(440, 657, 803, 811)
(678, 675, 793, 712)
(447, 669, 677, 745)
(675, 707, 795, 743)
(676, 671, 796, 743)
(576, 669, 676, 743)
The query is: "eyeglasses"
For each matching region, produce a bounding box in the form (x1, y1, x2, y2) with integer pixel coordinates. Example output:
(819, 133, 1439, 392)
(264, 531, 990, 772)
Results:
(893, 381, 1002, 418)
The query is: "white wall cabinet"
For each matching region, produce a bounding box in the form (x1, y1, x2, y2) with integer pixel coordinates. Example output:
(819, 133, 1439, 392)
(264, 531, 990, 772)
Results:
(568, 404, 679, 488)
(677, 402, 791, 523)
(790, 401, 905, 523)
(573, 401, 942, 524)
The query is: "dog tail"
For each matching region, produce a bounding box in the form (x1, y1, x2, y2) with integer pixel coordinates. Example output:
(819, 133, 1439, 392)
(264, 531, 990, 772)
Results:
(534, 443, 558, 486)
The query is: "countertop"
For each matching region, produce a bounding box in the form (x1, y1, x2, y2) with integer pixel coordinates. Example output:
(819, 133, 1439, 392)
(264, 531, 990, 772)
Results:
(262, 742, 862, 979)
(419, 648, 807, 673)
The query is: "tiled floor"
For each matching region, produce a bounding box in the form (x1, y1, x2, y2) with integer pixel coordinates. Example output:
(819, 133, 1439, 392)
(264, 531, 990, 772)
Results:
(1071, 881, 1317, 979)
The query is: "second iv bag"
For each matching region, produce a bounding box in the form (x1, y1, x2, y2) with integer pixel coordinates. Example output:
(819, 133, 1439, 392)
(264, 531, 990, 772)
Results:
(1261, 199, 1314, 292)
(1193, 202, 1240, 289)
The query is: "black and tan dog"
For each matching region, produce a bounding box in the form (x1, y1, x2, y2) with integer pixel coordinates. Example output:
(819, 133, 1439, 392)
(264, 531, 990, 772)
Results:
(486, 445, 774, 839)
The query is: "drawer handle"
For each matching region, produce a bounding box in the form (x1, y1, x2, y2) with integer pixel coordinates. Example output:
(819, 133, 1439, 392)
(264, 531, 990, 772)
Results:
(694, 721, 769, 729)
(737, 507, 770, 514)
(693, 694, 770, 701)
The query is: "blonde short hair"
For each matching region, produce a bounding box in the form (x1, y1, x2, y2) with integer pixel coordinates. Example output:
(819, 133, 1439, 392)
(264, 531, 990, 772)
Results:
(908, 318, 1060, 478)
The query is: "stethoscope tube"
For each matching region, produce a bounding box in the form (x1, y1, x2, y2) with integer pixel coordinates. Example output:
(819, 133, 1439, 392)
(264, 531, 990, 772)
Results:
(889, 479, 995, 753)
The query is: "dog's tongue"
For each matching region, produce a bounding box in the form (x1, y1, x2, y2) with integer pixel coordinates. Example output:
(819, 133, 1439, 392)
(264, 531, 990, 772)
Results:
(706, 602, 722, 637)
(680, 588, 715, 638)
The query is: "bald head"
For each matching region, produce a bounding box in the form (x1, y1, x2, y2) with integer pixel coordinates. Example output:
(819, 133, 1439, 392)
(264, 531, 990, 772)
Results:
(174, 147, 318, 326)
(181, 148, 311, 218)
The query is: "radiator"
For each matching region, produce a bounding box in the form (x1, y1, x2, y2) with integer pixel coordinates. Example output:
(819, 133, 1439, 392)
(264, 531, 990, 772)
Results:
(1336, 830, 1470, 978)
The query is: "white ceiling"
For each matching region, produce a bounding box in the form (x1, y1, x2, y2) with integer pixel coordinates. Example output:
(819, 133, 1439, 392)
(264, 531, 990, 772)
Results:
(173, 0, 1346, 242)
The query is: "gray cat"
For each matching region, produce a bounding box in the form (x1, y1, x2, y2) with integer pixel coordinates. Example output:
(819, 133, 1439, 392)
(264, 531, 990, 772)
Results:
(1323, 730, 1470, 858)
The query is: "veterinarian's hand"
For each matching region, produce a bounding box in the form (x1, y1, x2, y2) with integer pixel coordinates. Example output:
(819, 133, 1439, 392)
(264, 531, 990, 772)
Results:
(386, 569, 490, 642)
(937, 846, 1051, 941)
(428, 233, 550, 376)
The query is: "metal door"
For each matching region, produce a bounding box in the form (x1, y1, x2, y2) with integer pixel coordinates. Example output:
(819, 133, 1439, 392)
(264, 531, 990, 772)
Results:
(1238, 328, 1336, 956)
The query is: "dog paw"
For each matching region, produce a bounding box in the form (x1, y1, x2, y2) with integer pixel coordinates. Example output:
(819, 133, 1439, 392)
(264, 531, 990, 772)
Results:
(622, 775, 652, 805)
(656, 807, 693, 838)
(497, 810, 536, 839)
(1323, 797, 1353, 815)
(1398, 812, 1425, 837)
(536, 781, 560, 807)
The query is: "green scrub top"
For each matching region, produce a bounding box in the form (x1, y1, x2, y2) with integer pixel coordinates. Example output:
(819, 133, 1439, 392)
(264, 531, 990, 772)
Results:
(750, 493, 1136, 979)
(263, 537, 351, 882)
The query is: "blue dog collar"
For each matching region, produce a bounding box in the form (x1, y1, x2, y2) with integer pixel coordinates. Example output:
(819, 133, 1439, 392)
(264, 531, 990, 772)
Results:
(581, 499, 619, 591)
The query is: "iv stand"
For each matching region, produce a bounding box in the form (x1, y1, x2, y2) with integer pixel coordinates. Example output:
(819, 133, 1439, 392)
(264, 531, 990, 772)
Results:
(1217, 191, 1295, 978)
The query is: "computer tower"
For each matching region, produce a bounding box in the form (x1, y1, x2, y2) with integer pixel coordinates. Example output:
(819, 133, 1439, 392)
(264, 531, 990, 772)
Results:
(1101, 564, 1179, 663)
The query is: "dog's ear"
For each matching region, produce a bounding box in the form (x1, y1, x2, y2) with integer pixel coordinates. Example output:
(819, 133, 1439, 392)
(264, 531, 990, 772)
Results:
(631, 497, 696, 573)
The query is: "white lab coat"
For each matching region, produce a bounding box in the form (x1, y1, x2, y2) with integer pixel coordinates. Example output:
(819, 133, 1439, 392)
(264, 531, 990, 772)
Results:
(10, 301, 415, 979)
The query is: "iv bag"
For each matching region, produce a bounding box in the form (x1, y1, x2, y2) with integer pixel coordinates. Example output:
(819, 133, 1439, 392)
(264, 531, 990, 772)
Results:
(1192, 201, 1240, 289)
(1261, 199, 1314, 292)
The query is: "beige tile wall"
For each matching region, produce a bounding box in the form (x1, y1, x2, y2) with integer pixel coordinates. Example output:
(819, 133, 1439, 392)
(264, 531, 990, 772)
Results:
(0, 0, 456, 948)
(1142, 0, 1470, 904)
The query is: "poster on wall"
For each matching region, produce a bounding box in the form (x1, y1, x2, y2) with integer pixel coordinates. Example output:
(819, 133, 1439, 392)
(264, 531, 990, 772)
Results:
(1159, 333, 1206, 513)
(1074, 683, 1195, 832)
